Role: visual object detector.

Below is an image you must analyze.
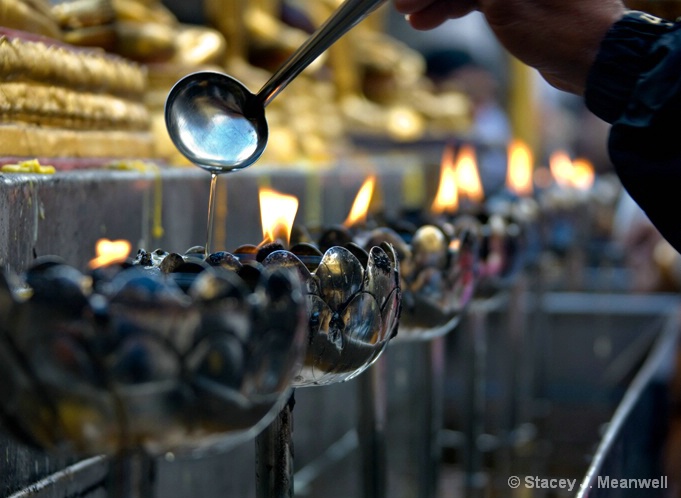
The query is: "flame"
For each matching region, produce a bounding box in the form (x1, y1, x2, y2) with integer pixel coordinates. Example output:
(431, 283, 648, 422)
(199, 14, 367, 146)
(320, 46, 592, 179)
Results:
(259, 187, 299, 246)
(571, 158, 595, 191)
(549, 151, 595, 191)
(549, 150, 574, 189)
(89, 238, 132, 268)
(343, 176, 376, 228)
(455, 145, 484, 203)
(431, 145, 459, 215)
(449, 238, 461, 252)
(506, 140, 534, 196)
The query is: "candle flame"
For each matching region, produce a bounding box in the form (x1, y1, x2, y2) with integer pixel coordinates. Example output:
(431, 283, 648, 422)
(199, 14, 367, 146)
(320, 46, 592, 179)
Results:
(506, 140, 533, 196)
(571, 158, 595, 191)
(343, 176, 376, 228)
(549, 150, 574, 189)
(431, 145, 459, 215)
(259, 188, 299, 246)
(456, 145, 484, 203)
(89, 239, 132, 268)
(549, 151, 595, 191)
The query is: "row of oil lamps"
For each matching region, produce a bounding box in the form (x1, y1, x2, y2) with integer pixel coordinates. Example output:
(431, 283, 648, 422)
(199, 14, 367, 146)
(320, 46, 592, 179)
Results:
(0, 139, 591, 458)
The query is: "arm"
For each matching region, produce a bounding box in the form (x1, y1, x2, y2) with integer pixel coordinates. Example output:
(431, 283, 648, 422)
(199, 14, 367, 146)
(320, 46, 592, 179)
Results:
(392, 0, 625, 94)
(586, 12, 681, 253)
(393, 0, 681, 254)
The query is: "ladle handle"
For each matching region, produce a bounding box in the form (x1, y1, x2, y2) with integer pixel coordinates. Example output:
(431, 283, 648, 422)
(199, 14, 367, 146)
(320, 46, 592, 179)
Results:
(257, 0, 387, 108)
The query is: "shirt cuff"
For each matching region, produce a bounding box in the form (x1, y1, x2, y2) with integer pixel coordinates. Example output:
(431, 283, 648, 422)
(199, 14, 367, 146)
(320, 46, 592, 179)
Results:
(585, 10, 676, 123)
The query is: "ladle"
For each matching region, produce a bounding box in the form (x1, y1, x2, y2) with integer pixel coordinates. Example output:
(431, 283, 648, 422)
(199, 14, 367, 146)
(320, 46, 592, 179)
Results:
(165, 0, 386, 256)
(165, 0, 388, 173)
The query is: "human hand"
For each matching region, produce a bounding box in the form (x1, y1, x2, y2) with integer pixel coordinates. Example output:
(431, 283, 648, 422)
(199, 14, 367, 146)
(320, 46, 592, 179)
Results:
(392, 0, 626, 94)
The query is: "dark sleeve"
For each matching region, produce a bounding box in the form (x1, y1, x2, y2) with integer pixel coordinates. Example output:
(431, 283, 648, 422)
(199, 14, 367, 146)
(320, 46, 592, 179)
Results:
(584, 11, 681, 253)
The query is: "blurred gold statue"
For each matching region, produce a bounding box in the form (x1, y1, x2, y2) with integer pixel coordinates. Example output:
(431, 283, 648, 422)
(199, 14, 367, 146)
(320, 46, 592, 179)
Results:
(0, 0, 62, 39)
(51, 0, 193, 62)
(204, 0, 345, 165)
(291, 0, 471, 142)
(45, 0, 229, 162)
(0, 0, 153, 158)
(3, 0, 472, 162)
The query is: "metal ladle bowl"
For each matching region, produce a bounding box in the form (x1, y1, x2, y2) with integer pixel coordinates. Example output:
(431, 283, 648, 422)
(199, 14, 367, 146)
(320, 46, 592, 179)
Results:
(165, 72, 264, 172)
(165, 0, 387, 172)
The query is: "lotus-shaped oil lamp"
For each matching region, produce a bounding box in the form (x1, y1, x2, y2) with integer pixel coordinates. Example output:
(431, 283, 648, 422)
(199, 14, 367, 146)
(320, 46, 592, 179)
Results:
(254, 187, 401, 386)
(0, 240, 307, 457)
(359, 219, 479, 340)
(420, 141, 533, 295)
(473, 211, 524, 293)
(448, 143, 514, 286)
(476, 140, 540, 293)
(327, 163, 480, 341)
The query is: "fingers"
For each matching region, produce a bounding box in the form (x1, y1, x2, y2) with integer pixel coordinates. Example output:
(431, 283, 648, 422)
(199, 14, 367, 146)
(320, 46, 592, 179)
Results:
(394, 0, 477, 30)
(392, 0, 438, 15)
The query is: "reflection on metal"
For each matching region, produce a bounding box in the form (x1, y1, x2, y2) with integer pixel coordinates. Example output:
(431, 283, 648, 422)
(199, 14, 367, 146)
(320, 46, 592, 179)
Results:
(357, 355, 388, 498)
(264, 241, 401, 386)
(0, 253, 308, 456)
(361, 216, 480, 341)
(576, 304, 680, 497)
(183, 238, 401, 386)
(474, 212, 527, 296)
(293, 429, 359, 494)
(7, 455, 108, 498)
(312, 216, 479, 342)
(255, 393, 295, 498)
